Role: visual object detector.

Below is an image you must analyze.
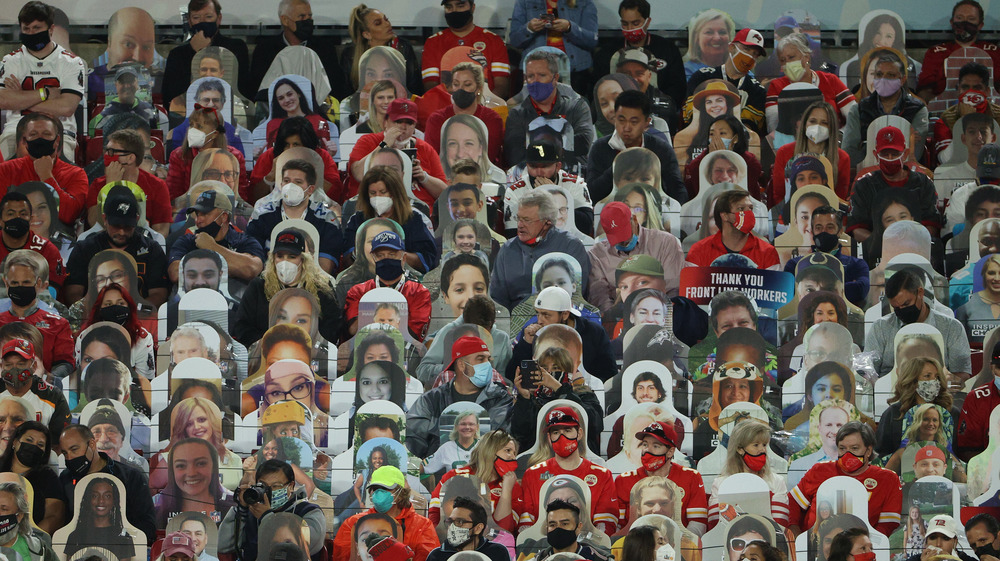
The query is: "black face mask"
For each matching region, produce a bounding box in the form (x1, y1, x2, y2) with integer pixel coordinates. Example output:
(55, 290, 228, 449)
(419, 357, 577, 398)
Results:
(976, 544, 1000, 559)
(15, 443, 45, 468)
(98, 305, 130, 326)
(25, 137, 56, 159)
(953, 20, 979, 42)
(812, 231, 840, 253)
(65, 448, 92, 478)
(894, 303, 921, 325)
(452, 88, 477, 109)
(546, 527, 577, 550)
(7, 285, 36, 308)
(190, 21, 218, 38)
(3, 217, 29, 239)
(19, 29, 49, 52)
(197, 219, 223, 239)
(293, 19, 314, 41)
(444, 10, 473, 30)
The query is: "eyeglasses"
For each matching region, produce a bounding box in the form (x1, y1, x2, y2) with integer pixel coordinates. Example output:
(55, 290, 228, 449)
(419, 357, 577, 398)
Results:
(95, 270, 127, 286)
(444, 517, 473, 527)
(104, 148, 132, 156)
(631, 206, 646, 215)
(202, 169, 237, 181)
(516, 216, 542, 225)
(264, 381, 313, 404)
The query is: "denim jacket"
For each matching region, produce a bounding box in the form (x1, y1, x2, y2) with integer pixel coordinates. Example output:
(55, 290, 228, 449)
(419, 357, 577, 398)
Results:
(509, 0, 599, 72)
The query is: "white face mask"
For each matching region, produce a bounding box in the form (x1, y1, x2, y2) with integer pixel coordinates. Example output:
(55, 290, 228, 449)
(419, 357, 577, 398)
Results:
(276, 260, 300, 285)
(446, 523, 474, 548)
(805, 124, 830, 144)
(657, 543, 675, 561)
(281, 182, 306, 206)
(370, 196, 393, 216)
(916, 379, 941, 402)
(187, 127, 208, 148)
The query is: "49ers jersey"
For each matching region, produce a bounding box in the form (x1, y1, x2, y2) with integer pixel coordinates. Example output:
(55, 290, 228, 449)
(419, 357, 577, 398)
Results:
(0, 44, 86, 137)
(503, 170, 592, 230)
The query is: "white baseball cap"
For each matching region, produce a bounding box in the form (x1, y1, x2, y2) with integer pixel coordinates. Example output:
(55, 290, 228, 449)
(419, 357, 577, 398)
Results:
(533, 286, 581, 316)
(926, 515, 958, 539)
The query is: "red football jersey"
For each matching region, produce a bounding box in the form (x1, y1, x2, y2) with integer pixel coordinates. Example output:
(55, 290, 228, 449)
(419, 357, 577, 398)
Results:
(520, 457, 618, 535)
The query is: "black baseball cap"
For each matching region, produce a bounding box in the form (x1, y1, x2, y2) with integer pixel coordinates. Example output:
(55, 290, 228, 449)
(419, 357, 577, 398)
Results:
(103, 185, 139, 228)
(273, 230, 305, 256)
(187, 190, 232, 215)
(526, 140, 562, 164)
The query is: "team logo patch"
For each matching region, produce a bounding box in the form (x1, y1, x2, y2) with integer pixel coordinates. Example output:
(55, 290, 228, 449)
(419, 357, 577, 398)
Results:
(474, 41, 486, 51)
(584, 474, 598, 486)
(491, 488, 502, 497)
(864, 478, 877, 490)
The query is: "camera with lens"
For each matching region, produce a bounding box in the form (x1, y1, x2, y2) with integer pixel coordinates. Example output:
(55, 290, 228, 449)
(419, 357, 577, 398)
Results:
(242, 483, 269, 505)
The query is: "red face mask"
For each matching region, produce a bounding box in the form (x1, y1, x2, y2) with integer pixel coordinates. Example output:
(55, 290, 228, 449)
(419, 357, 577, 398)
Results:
(551, 435, 579, 458)
(104, 154, 119, 167)
(622, 22, 648, 45)
(733, 210, 756, 234)
(877, 154, 903, 176)
(641, 451, 667, 472)
(494, 457, 518, 477)
(837, 451, 865, 472)
(961, 89, 989, 113)
(741, 450, 767, 472)
(852, 552, 877, 561)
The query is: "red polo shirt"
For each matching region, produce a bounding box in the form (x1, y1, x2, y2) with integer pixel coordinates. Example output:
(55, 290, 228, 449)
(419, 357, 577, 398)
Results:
(686, 231, 780, 269)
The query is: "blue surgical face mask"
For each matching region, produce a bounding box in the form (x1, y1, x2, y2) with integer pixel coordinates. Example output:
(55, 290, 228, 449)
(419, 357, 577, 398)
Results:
(466, 360, 493, 388)
(720, 137, 733, 149)
(773, 131, 796, 150)
(526, 80, 556, 102)
(616, 234, 639, 252)
(371, 488, 395, 513)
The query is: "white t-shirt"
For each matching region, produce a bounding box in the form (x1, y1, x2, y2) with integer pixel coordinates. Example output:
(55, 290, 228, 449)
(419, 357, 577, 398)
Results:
(0, 43, 86, 138)
(422, 439, 476, 474)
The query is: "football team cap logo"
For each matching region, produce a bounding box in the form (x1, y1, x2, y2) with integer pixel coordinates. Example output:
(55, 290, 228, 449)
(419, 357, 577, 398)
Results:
(277, 232, 297, 243)
(118, 203, 131, 213)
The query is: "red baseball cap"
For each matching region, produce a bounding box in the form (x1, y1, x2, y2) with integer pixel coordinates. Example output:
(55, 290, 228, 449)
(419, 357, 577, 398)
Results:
(916, 445, 946, 463)
(445, 335, 489, 372)
(600, 202, 633, 246)
(387, 98, 418, 123)
(161, 532, 197, 558)
(545, 406, 580, 429)
(875, 126, 906, 152)
(2, 339, 33, 360)
(732, 28, 766, 56)
(635, 421, 678, 448)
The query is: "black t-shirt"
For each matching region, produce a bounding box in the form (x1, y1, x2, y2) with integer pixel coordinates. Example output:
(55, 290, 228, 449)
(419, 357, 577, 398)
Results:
(65, 230, 170, 297)
(25, 466, 67, 525)
(450, 384, 483, 404)
(64, 524, 136, 559)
